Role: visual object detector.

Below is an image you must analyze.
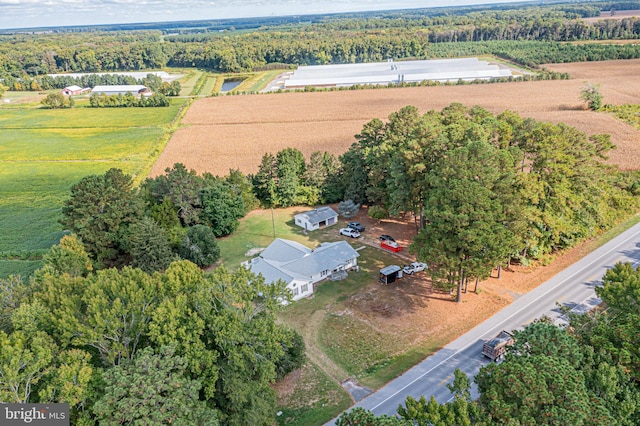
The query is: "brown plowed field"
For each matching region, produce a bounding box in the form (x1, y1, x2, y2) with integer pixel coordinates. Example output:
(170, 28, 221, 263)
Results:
(151, 59, 640, 177)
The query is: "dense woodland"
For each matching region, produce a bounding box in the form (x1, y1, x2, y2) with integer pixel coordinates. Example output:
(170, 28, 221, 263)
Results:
(1, 1, 640, 87)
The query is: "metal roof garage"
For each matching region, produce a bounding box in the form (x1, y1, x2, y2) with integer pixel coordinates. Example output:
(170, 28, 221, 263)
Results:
(284, 58, 514, 89)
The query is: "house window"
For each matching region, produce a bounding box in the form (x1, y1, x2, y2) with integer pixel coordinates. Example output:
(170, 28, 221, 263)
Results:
(302, 283, 309, 293)
(291, 285, 299, 296)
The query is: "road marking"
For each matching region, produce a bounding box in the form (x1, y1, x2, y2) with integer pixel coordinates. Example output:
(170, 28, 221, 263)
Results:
(368, 224, 640, 412)
(437, 375, 452, 387)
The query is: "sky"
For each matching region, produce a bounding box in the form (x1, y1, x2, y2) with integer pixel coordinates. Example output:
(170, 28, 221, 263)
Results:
(0, 0, 524, 30)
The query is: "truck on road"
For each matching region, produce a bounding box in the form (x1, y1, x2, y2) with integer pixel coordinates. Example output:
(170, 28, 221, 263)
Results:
(482, 330, 514, 361)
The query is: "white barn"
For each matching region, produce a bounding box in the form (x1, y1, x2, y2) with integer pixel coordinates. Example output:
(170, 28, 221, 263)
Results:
(294, 206, 338, 231)
(245, 238, 360, 302)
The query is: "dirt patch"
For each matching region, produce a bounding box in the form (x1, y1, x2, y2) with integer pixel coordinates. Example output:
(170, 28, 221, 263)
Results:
(151, 59, 640, 178)
(244, 247, 265, 256)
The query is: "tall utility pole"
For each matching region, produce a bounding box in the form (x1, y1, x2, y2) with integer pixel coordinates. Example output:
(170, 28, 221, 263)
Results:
(271, 208, 276, 238)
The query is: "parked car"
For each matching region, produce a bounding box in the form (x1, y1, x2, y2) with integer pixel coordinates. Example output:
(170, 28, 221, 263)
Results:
(379, 234, 395, 242)
(339, 228, 360, 238)
(348, 222, 365, 232)
(403, 262, 427, 275)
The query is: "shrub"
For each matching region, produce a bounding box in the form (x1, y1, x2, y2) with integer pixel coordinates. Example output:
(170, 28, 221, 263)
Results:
(368, 205, 387, 222)
(338, 200, 360, 219)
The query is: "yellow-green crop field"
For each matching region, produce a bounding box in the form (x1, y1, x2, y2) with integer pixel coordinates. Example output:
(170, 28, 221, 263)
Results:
(0, 100, 188, 278)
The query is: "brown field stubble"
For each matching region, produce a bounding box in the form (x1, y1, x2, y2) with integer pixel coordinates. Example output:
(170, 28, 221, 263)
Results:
(151, 59, 640, 177)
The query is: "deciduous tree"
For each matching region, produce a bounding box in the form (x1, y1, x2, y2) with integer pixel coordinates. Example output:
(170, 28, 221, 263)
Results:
(178, 224, 220, 268)
(93, 345, 218, 425)
(127, 218, 177, 273)
(61, 168, 142, 268)
(200, 181, 245, 237)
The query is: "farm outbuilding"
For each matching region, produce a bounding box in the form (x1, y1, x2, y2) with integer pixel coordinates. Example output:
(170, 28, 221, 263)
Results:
(61, 85, 86, 95)
(284, 58, 514, 89)
(294, 206, 338, 231)
(90, 85, 150, 96)
(380, 265, 403, 285)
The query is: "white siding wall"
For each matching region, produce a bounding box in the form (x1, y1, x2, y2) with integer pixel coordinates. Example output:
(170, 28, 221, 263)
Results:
(288, 279, 313, 301)
(294, 215, 318, 231)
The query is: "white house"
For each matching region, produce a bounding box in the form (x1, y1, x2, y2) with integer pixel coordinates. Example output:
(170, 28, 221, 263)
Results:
(245, 238, 359, 301)
(90, 85, 150, 96)
(294, 206, 338, 231)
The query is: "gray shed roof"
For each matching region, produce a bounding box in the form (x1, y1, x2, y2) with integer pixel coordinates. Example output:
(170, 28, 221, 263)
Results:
(295, 206, 338, 225)
(380, 265, 401, 275)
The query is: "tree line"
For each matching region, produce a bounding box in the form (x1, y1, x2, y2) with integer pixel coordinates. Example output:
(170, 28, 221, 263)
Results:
(309, 104, 637, 299)
(59, 165, 258, 272)
(88, 92, 170, 108)
(337, 261, 640, 425)
(2, 1, 640, 82)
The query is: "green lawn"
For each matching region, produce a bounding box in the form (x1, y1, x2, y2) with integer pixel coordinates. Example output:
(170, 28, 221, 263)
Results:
(219, 208, 418, 424)
(0, 100, 187, 278)
(276, 362, 352, 426)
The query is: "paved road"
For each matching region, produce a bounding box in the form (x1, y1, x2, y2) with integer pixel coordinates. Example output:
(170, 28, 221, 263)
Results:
(329, 221, 640, 421)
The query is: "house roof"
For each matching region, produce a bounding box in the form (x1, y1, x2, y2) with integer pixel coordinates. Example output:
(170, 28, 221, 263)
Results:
(64, 85, 83, 91)
(246, 257, 298, 285)
(247, 238, 359, 285)
(295, 206, 338, 225)
(260, 238, 311, 265)
(91, 85, 148, 93)
(283, 241, 359, 277)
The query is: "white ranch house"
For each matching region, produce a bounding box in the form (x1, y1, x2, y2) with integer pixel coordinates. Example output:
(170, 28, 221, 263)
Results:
(245, 238, 359, 301)
(294, 206, 338, 231)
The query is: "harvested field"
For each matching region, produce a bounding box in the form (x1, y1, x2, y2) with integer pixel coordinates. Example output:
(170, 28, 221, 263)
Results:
(583, 9, 640, 22)
(151, 59, 640, 177)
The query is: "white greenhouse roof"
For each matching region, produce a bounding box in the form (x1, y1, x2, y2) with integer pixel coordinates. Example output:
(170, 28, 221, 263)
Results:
(48, 71, 180, 81)
(284, 58, 514, 88)
(91, 85, 147, 93)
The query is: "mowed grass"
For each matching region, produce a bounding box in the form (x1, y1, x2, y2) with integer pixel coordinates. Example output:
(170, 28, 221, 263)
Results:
(222, 209, 421, 422)
(217, 207, 315, 268)
(0, 100, 187, 278)
(275, 362, 352, 426)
